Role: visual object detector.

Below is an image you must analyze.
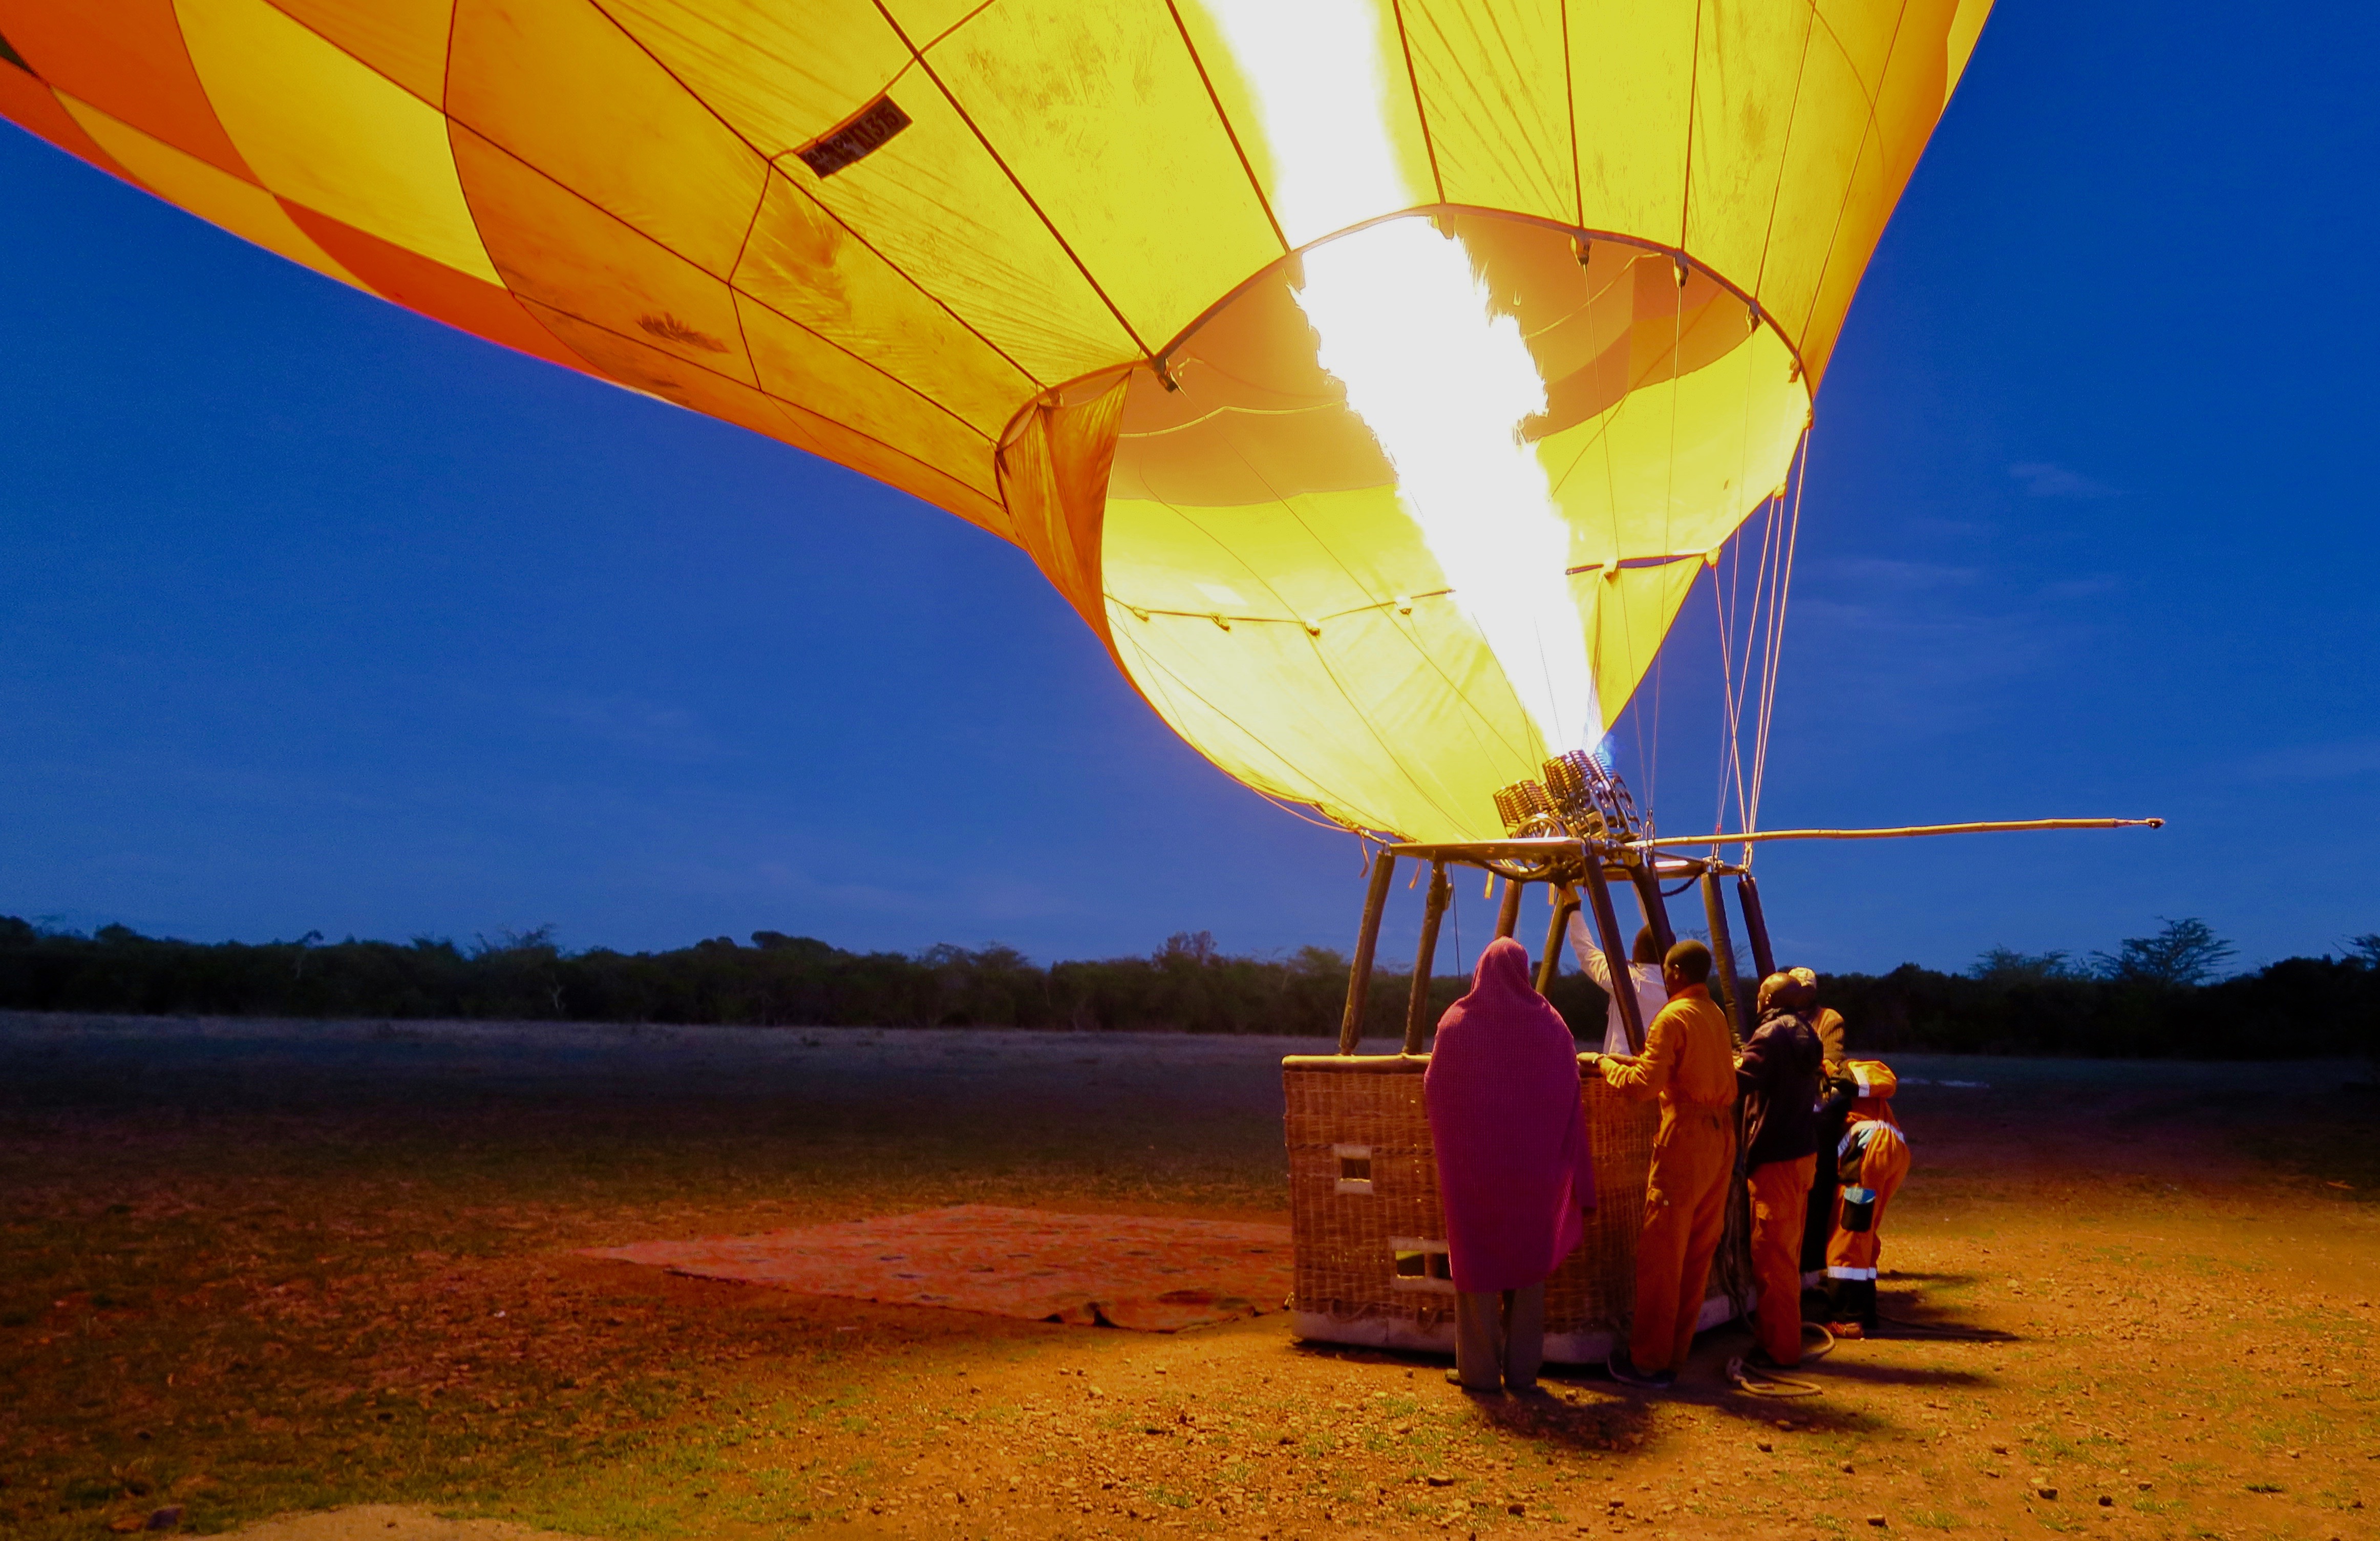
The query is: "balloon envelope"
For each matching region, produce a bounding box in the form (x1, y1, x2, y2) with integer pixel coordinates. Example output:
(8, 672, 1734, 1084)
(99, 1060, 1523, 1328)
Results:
(0, 0, 1988, 841)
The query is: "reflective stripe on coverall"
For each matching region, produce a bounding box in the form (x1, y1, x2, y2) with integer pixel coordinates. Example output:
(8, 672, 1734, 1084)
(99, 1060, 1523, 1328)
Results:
(1601, 983, 1736, 1375)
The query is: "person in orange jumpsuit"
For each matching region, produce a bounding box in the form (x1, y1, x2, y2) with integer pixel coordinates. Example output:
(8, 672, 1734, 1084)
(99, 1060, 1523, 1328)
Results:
(1820, 1060, 1909, 1337)
(1736, 972, 1824, 1368)
(1584, 939, 1736, 1389)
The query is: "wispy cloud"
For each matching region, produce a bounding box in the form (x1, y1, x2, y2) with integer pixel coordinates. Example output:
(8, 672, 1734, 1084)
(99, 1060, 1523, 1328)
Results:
(1787, 559, 2102, 737)
(2236, 739, 2380, 783)
(2041, 575, 2123, 600)
(529, 692, 717, 760)
(1810, 556, 1981, 592)
(2008, 461, 2122, 499)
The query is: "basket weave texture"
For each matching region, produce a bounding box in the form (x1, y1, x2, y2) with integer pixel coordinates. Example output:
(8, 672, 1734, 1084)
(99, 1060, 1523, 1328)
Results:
(1285, 1057, 1741, 1335)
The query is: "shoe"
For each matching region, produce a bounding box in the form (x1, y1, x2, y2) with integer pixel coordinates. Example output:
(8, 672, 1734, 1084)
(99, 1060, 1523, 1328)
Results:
(1606, 1350, 1673, 1390)
(1447, 1368, 1500, 1393)
(1830, 1320, 1865, 1340)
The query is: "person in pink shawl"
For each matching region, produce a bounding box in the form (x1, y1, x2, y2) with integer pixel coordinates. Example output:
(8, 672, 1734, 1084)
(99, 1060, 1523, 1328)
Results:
(1423, 936, 1597, 1393)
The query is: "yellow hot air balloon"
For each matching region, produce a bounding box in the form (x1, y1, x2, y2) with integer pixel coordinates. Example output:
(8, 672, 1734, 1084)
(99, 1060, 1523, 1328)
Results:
(0, 0, 1987, 842)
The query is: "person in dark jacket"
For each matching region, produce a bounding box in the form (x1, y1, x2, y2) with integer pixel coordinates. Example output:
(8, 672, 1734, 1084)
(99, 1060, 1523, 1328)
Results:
(1795, 965, 1852, 1272)
(1736, 972, 1824, 1367)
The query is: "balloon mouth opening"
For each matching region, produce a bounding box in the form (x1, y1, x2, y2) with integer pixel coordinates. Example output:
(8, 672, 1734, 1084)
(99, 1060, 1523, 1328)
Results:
(1051, 209, 1808, 844)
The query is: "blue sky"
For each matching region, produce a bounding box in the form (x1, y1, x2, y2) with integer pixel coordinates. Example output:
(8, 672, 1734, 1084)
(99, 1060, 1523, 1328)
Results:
(3, 2, 2375, 976)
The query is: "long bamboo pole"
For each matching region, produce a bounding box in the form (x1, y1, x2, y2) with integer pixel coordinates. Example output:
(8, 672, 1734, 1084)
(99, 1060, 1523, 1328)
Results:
(1701, 871, 1748, 1043)
(1402, 862, 1451, 1056)
(1535, 891, 1578, 996)
(1631, 817, 2161, 851)
(1628, 866, 1677, 955)
(1338, 852, 1397, 1054)
(1737, 873, 1776, 981)
(1580, 864, 1645, 1053)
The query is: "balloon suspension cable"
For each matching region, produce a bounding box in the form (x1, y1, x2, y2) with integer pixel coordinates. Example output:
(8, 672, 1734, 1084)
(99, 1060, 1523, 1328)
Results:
(1706, 419, 1804, 861)
(1744, 426, 1811, 862)
(1629, 817, 2164, 853)
(1710, 490, 1768, 845)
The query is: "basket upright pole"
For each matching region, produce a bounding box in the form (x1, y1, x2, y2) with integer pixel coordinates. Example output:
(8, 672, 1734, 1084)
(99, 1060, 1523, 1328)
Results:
(1581, 862, 1646, 1053)
(1402, 862, 1451, 1056)
(1534, 887, 1579, 996)
(1736, 872, 1776, 980)
(1628, 866, 1677, 955)
(1494, 876, 1523, 939)
(1338, 852, 1397, 1054)
(1701, 869, 1749, 1042)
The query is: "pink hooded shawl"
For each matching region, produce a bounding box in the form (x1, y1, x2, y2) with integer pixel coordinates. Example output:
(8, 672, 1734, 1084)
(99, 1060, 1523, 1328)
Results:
(1422, 937, 1597, 1293)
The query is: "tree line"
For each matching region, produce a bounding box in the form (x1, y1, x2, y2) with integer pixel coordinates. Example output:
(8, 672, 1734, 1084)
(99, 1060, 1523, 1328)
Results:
(1, 914, 2373, 1060)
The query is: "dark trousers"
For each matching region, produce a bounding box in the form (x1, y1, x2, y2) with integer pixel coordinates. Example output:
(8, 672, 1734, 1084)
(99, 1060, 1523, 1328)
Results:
(1455, 1282, 1545, 1391)
(1802, 1104, 1851, 1271)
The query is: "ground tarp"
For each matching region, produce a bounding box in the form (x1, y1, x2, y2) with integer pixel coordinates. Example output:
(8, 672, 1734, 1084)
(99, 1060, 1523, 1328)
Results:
(581, 1205, 1294, 1332)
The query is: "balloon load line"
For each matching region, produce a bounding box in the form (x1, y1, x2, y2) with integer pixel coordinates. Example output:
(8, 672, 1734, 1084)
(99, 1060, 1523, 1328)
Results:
(1329, 751, 2164, 1060)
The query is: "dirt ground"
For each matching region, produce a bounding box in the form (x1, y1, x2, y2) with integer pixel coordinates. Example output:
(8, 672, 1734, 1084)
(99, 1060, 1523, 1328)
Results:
(1, 1014, 2374, 1541)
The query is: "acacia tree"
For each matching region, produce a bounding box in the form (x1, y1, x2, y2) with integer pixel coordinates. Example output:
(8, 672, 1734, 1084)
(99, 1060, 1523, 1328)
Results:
(1968, 947, 2079, 984)
(2091, 918, 2237, 987)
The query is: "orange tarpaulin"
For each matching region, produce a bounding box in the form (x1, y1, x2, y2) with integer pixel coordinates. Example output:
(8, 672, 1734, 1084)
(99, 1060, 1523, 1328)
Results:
(581, 1205, 1293, 1333)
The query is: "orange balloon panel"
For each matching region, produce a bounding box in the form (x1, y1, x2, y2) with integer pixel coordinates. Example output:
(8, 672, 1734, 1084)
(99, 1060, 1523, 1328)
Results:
(0, 0, 1988, 842)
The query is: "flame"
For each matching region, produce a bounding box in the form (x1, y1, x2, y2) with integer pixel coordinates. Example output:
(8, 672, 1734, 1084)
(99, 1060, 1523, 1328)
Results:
(1195, 0, 1602, 755)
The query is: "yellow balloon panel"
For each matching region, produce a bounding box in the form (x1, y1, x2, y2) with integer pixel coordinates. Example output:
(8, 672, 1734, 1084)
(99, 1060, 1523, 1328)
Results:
(0, 0, 255, 179)
(0, 0, 1989, 837)
(1813, 0, 1903, 96)
(792, 76, 1140, 386)
(1745, 24, 1872, 340)
(735, 294, 1000, 501)
(1567, 0, 1697, 247)
(595, 0, 906, 160)
(179, 0, 497, 283)
(0, 0, 1986, 491)
(924, 0, 1285, 351)
(1681, 0, 1815, 292)
(448, 0, 768, 280)
(60, 93, 362, 287)
(452, 124, 758, 386)
(1395, 0, 1574, 225)
(734, 170, 1039, 441)
(261, 0, 453, 106)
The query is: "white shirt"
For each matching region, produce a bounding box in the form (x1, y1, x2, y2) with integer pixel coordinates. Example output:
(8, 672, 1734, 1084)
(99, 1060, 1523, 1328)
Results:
(1566, 909, 1670, 1056)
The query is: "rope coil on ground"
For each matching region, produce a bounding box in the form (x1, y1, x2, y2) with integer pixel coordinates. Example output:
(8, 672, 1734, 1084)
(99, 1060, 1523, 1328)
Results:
(1725, 1323, 1834, 1397)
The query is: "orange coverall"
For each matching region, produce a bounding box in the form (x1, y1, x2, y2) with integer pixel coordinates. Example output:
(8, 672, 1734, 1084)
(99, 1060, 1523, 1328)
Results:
(1749, 1152, 1816, 1363)
(1600, 983, 1737, 1375)
(1825, 1065, 1908, 1328)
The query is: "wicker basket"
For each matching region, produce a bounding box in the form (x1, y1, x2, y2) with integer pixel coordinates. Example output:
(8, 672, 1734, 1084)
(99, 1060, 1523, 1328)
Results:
(1283, 1053, 1751, 1362)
